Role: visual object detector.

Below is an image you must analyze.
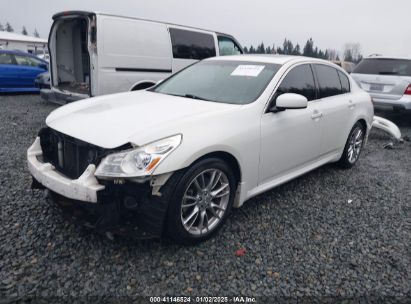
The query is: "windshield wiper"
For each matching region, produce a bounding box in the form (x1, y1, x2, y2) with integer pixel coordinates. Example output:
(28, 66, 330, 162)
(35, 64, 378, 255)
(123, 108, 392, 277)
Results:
(184, 94, 212, 101)
(162, 92, 213, 101)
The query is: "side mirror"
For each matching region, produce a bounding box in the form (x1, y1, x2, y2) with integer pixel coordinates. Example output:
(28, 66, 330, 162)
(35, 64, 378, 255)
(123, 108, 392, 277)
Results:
(39, 63, 48, 70)
(275, 93, 308, 110)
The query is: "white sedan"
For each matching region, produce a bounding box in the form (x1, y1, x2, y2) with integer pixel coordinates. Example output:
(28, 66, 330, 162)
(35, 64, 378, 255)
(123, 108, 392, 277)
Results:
(27, 55, 373, 244)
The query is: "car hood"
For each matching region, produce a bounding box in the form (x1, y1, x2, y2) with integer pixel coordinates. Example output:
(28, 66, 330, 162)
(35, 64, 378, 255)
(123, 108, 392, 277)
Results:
(46, 91, 239, 148)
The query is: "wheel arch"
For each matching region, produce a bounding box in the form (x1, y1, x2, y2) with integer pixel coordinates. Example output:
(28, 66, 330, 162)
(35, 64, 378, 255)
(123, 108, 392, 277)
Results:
(190, 151, 242, 184)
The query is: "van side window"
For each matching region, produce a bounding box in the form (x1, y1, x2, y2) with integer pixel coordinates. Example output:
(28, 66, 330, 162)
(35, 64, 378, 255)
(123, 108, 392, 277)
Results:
(314, 64, 342, 98)
(218, 36, 242, 56)
(338, 71, 350, 93)
(169, 28, 216, 60)
(275, 64, 317, 101)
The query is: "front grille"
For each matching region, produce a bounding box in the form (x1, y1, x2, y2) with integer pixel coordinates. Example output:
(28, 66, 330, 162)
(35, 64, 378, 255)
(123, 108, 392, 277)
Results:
(38, 128, 130, 179)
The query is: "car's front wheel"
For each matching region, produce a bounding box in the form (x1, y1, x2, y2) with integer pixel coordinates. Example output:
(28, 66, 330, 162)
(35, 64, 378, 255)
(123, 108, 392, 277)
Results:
(166, 158, 236, 244)
(338, 122, 366, 168)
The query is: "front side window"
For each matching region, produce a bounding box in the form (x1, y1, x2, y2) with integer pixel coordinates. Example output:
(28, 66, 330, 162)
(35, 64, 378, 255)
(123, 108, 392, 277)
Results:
(314, 64, 342, 98)
(169, 28, 216, 60)
(0, 53, 14, 65)
(14, 55, 43, 67)
(353, 58, 411, 76)
(275, 64, 317, 101)
(218, 36, 242, 56)
(152, 60, 281, 104)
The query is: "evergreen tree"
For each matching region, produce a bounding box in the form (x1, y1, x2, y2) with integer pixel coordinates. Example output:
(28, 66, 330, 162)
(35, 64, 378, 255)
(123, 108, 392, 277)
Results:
(5, 22, 13, 32)
(33, 28, 40, 38)
(257, 42, 265, 54)
(303, 38, 314, 57)
(292, 43, 301, 55)
(249, 45, 256, 54)
(243, 46, 249, 54)
(276, 46, 283, 54)
(318, 49, 324, 59)
(22, 26, 28, 35)
(0, 23, 4, 31)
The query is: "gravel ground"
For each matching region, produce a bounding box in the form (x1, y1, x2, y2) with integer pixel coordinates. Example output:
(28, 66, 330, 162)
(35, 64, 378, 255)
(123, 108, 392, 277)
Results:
(0, 94, 410, 302)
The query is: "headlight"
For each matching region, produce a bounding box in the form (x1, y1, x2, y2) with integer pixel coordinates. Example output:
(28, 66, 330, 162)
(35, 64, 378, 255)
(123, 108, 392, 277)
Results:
(95, 134, 182, 179)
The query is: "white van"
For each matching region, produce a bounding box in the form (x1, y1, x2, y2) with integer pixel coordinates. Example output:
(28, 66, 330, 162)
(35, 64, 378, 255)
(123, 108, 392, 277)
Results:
(42, 11, 243, 103)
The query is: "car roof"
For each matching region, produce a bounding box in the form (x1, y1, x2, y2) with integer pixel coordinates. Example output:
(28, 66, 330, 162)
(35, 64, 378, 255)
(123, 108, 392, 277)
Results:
(207, 54, 332, 65)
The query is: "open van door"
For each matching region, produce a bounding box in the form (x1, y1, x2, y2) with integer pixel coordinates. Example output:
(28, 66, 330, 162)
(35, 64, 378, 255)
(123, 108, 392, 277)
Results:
(48, 11, 97, 102)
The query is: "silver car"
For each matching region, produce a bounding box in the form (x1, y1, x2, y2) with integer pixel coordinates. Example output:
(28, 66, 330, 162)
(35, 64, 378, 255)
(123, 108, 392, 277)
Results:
(351, 56, 411, 111)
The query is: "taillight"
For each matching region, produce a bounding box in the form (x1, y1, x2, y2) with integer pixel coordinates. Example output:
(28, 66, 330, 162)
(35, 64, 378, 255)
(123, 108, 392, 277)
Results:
(404, 84, 411, 95)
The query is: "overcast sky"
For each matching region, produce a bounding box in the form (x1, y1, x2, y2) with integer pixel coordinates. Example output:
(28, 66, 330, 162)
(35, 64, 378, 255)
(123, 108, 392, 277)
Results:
(1, 0, 410, 57)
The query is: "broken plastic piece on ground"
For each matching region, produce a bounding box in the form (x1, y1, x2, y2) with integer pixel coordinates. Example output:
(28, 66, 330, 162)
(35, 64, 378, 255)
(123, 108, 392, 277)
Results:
(372, 116, 402, 141)
(383, 142, 394, 149)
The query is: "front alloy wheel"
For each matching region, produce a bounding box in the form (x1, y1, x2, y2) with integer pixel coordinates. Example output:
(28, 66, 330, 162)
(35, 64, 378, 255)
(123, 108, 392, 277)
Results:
(181, 169, 230, 236)
(166, 158, 236, 244)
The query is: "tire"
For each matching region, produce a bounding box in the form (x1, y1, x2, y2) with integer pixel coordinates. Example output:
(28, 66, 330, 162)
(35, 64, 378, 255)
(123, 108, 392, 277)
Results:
(165, 158, 236, 245)
(337, 122, 366, 168)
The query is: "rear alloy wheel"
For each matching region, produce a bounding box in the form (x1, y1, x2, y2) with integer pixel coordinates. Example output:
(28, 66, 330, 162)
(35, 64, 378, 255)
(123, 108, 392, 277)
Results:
(166, 158, 236, 244)
(338, 122, 365, 168)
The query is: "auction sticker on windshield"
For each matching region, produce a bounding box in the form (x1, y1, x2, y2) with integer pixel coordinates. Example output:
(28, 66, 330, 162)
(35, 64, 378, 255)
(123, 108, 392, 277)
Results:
(231, 65, 265, 77)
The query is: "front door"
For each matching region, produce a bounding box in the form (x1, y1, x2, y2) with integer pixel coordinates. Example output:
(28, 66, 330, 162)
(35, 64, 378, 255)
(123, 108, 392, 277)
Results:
(259, 64, 324, 184)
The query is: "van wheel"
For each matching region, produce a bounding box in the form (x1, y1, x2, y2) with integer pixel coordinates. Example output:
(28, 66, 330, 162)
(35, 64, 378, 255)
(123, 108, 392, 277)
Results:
(338, 122, 365, 168)
(166, 158, 236, 245)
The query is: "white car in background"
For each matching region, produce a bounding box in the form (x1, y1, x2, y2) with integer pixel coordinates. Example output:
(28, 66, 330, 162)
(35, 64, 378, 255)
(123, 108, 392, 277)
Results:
(28, 55, 373, 244)
(351, 56, 411, 111)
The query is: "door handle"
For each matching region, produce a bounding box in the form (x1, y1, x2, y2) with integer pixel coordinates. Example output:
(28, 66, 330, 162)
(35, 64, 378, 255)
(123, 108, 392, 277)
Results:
(311, 112, 323, 120)
(348, 100, 356, 109)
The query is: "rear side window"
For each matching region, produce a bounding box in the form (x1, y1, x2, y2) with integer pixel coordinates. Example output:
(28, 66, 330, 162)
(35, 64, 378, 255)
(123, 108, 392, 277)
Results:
(169, 28, 216, 60)
(275, 64, 317, 101)
(353, 58, 411, 76)
(218, 36, 242, 56)
(0, 53, 14, 65)
(338, 71, 350, 93)
(314, 64, 342, 98)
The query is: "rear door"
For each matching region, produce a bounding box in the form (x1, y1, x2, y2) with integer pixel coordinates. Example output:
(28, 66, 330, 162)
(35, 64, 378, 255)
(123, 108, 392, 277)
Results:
(351, 58, 411, 100)
(0, 52, 19, 90)
(313, 64, 352, 154)
(168, 27, 217, 73)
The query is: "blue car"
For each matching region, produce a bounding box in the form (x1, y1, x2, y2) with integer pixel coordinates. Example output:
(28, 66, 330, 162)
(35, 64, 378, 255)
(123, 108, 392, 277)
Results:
(0, 50, 48, 93)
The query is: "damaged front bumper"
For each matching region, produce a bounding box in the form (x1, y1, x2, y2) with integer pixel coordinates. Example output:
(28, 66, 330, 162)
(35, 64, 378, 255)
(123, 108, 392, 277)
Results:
(27, 137, 174, 238)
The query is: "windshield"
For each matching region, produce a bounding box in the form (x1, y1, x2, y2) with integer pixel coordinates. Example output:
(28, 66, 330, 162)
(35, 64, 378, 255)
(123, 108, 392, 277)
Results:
(151, 60, 281, 104)
(353, 58, 411, 76)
